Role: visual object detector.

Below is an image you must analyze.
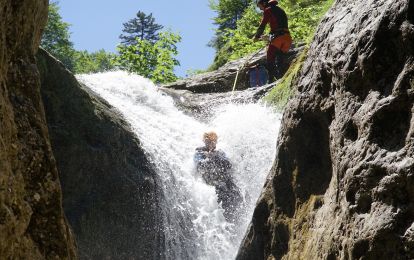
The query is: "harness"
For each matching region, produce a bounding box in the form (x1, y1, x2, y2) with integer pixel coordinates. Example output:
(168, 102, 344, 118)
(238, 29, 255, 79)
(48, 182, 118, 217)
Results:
(270, 28, 289, 39)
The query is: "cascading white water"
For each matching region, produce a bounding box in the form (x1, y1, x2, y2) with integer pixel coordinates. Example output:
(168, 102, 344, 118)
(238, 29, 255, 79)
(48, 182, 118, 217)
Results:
(77, 71, 282, 260)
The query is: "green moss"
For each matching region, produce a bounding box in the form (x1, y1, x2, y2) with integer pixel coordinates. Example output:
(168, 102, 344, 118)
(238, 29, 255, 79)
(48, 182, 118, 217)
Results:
(285, 194, 324, 259)
(263, 47, 308, 109)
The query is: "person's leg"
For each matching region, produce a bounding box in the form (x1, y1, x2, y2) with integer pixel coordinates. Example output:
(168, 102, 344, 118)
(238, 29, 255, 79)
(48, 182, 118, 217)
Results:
(272, 33, 293, 79)
(275, 49, 287, 79)
(266, 44, 277, 83)
(280, 34, 293, 78)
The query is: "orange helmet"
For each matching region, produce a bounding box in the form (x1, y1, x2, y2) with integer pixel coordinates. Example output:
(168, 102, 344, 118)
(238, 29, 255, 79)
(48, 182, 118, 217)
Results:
(203, 131, 218, 142)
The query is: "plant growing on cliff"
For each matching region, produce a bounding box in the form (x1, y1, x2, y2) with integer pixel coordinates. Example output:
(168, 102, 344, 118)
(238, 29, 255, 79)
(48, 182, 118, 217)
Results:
(209, 0, 334, 69)
(286, 0, 334, 42)
(186, 68, 208, 77)
(41, 2, 76, 70)
(264, 47, 308, 108)
(116, 31, 181, 83)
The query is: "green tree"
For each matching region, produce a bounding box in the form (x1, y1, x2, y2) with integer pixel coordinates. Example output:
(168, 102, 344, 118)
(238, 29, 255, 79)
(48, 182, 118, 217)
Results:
(74, 50, 117, 74)
(209, 0, 334, 69)
(41, 1, 76, 70)
(208, 0, 251, 51)
(119, 11, 164, 46)
(210, 3, 264, 69)
(116, 31, 181, 83)
(283, 0, 334, 42)
(42, 2, 122, 74)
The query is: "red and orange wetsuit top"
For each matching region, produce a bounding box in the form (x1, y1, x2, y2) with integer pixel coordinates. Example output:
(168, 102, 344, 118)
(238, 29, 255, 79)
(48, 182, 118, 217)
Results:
(255, 0, 291, 53)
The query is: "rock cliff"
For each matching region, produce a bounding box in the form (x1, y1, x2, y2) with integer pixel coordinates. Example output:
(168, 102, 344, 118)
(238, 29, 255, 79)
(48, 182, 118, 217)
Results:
(0, 0, 77, 258)
(237, 0, 414, 259)
(163, 46, 303, 93)
(37, 49, 164, 259)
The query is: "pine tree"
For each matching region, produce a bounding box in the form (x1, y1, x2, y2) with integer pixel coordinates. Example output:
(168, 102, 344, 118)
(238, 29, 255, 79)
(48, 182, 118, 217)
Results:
(119, 11, 164, 46)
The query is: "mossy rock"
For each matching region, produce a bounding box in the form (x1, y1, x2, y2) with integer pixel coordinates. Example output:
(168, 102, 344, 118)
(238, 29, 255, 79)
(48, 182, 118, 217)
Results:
(264, 47, 309, 109)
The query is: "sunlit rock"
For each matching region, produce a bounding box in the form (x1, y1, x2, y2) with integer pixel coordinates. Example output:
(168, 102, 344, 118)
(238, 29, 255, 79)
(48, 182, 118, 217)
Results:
(237, 0, 414, 259)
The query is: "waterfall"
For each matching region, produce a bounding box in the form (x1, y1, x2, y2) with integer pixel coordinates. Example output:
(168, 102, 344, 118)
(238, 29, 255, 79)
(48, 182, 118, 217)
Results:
(77, 71, 282, 260)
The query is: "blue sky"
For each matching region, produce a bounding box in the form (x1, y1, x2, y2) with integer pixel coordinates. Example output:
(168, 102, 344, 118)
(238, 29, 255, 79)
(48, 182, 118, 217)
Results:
(58, 0, 217, 77)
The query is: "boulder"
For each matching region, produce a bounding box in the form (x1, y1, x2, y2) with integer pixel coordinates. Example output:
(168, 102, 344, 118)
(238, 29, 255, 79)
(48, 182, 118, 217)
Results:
(237, 0, 414, 259)
(159, 84, 275, 121)
(0, 0, 77, 259)
(37, 49, 165, 259)
(163, 46, 303, 93)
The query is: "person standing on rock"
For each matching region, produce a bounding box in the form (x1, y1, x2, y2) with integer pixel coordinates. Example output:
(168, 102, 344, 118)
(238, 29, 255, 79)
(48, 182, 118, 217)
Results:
(193, 131, 243, 222)
(254, 0, 292, 83)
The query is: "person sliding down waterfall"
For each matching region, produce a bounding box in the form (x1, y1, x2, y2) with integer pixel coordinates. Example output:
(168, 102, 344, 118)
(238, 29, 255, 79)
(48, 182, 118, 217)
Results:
(194, 131, 243, 222)
(254, 0, 292, 83)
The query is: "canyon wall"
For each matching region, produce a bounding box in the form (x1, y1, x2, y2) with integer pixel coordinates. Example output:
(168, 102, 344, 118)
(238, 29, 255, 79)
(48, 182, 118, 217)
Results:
(0, 0, 77, 258)
(38, 49, 165, 259)
(237, 0, 414, 259)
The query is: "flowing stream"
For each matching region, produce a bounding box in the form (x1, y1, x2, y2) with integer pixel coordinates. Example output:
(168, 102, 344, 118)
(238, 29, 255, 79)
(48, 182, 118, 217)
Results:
(77, 71, 282, 260)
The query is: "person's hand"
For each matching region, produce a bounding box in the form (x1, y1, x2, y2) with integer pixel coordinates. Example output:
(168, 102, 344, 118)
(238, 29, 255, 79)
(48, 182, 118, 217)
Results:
(260, 35, 270, 42)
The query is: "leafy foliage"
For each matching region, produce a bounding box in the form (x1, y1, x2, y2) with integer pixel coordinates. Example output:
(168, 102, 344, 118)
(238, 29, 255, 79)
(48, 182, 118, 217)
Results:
(222, 4, 266, 61)
(74, 50, 117, 74)
(41, 2, 116, 74)
(117, 11, 182, 83)
(186, 68, 208, 77)
(119, 11, 164, 46)
(283, 0, 334, 43)
(208, 0, 250, 51)
(209, 0, 334, 69)
(41, 2, 76, 70)
(116, 31, 181, 83)
(41, 3, 181, 81)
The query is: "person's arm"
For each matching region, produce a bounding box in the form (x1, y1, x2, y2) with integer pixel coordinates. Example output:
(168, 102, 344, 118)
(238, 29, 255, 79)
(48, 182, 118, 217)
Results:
(254, 9, 270, 39)
(194, 148, 207, 164)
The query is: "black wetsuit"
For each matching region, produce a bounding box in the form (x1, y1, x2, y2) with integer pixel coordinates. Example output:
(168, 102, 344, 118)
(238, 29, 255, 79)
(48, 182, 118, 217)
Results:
(194, 146, 243, 222)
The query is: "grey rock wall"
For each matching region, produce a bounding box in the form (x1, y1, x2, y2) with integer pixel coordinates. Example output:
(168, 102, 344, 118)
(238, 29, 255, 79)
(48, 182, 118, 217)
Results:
(237, 0, 414, 259)
(163, 46, 303, 93)
(37, 49, 164, 260)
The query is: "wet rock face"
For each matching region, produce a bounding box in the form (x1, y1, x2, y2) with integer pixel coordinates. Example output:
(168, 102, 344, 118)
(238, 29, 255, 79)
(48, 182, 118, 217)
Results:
(159, 84, 275, 121)
(237, 0, 414, 259)
(37, 49, 164, 259)
(163, 46, 303, 93)
(0, 1, 76, 259)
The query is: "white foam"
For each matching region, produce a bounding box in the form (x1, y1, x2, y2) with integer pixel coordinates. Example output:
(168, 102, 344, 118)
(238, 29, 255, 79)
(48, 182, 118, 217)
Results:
(77, 71, 282, 259)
